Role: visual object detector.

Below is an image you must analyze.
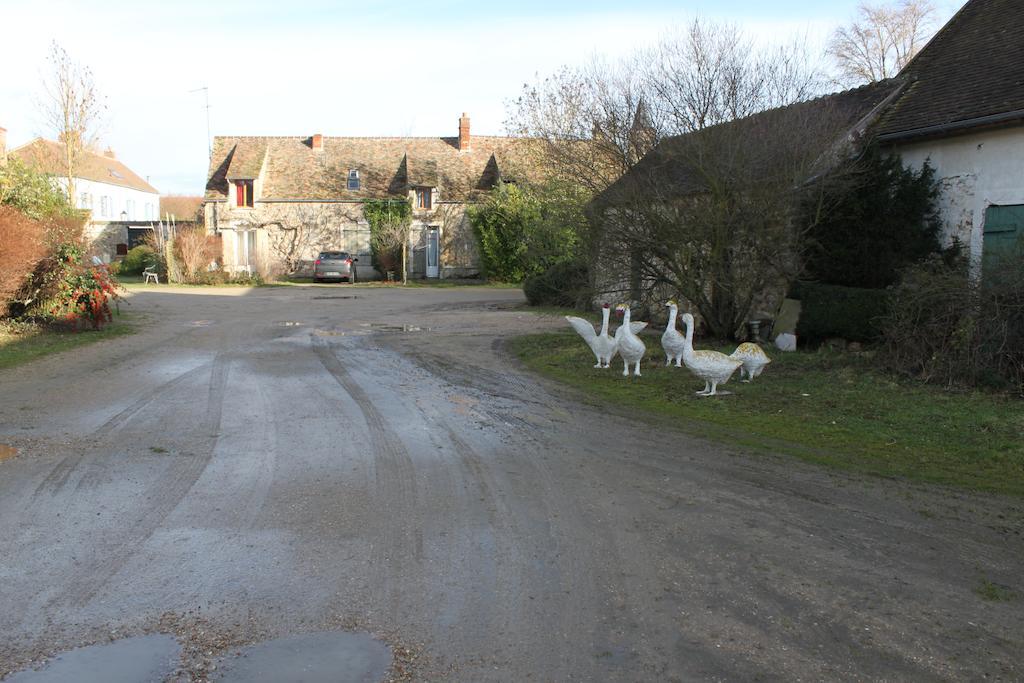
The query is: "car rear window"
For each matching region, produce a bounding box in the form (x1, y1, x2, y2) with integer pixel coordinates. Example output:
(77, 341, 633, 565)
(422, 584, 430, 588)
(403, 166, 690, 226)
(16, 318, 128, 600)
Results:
(318, 252, 349, 260)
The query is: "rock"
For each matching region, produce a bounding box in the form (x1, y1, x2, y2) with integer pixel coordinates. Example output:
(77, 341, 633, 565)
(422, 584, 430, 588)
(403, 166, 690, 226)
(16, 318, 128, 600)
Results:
(775, 333, 797, 352)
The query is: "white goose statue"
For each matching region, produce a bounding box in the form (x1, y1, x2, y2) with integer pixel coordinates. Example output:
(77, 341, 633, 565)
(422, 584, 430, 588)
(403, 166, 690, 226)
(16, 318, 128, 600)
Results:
(662, 301, 686, 367)
(614, 303, 646, 377)
(730, 342, 771, 382)
(566, 305, 649, 369)
(565, 304, 617, 368)
(680, 312, 742, 396)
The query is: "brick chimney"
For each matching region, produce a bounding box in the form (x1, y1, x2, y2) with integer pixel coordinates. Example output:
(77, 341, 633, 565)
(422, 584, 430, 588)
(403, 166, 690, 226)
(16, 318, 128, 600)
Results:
(0, 127, 6, 166)
(458, 113, 470, 151)
(104, 147, 116, 159)
(311, 133, 323, 151)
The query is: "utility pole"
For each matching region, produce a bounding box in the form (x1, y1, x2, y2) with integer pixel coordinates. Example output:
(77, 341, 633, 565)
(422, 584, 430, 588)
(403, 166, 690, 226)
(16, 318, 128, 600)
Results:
(189, 86, 211, 161)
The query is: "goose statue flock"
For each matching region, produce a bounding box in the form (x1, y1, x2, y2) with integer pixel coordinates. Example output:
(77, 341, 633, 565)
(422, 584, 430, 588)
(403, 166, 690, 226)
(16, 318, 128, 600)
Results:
(566, 299, 771, 394)
(565, 304, 647, 369)
(614, 304, 646, 377)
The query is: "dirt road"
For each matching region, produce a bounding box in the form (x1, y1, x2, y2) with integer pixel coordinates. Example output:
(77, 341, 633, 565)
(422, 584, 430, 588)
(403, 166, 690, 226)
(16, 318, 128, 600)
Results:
(0, 285, 1021, 681)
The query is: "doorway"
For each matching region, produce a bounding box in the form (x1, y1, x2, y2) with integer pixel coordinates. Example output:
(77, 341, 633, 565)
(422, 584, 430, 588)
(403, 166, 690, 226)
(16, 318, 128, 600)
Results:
(426, 227, 439, 278)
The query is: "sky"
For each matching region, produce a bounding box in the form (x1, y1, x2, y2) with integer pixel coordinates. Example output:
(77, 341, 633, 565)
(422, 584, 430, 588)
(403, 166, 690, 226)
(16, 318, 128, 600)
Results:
(0, 0, 962, 196)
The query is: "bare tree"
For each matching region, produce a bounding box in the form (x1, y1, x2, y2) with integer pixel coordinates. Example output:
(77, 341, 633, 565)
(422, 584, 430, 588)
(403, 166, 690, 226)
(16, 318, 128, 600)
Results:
(592, 97, 859, 339)
(40, 42, 105, 204)
(828, 0, 936, 84)
(368, 207, 412, 284)
(174, 226, 220, 283)
(508, 18, 833, 329)
(506, 58, 653, 196)
(506, 18, 827, 196)
(642, 20, 827, 134)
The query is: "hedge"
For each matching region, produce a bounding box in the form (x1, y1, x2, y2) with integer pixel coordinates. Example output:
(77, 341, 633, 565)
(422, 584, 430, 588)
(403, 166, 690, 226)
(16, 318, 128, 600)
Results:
(791, 281, 889, 344)
(523, 261, 589, 308)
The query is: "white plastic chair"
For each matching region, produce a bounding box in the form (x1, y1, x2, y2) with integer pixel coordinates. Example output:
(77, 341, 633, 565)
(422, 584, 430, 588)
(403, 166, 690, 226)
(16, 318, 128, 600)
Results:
(143, 266, 159, 284)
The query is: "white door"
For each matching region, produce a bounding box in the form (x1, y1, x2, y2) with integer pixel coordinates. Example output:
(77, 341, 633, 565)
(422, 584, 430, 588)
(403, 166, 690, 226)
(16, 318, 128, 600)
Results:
(426, 227, 439, 278)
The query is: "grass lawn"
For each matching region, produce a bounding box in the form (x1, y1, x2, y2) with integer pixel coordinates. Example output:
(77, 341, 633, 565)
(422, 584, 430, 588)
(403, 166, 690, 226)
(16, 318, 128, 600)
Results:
(278, 276, 520, 289)
(510, 331, 1024, 497)
(0, 316, 137, 370)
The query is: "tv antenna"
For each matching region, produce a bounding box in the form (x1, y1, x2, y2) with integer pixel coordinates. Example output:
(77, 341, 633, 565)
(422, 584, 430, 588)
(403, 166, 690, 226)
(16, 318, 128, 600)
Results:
(189, 86, 211, 160)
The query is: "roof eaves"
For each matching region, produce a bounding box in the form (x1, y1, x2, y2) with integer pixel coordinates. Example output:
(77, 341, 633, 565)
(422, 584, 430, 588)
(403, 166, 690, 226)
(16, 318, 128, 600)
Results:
(878, 108, 1024, 143)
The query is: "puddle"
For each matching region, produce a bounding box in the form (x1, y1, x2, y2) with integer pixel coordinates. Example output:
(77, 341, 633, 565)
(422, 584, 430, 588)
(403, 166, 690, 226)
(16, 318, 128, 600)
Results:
(216, 631, 391, 683)
(279, 321, 304, 327)
(313, 329, 347, 337)
(312, 296, 357, 300)
(4, 634, 180, 683)
(0, 444, 17, 461)
(357, 323, 430, 333)
(187, 320, 213, 327)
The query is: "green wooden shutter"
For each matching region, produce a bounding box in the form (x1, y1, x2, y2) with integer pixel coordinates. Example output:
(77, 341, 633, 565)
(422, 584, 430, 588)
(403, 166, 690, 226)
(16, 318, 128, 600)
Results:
(982, 204, 1024, 279)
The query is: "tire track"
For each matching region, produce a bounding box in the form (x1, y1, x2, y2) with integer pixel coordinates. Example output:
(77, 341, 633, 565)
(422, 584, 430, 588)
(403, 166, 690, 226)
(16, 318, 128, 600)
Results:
(311, 338, 421, 620)
(392, 335, 604, 675)
(27, 362, 212, 506)
(214, 363, 276, 529)
(44, 353, 231, 612)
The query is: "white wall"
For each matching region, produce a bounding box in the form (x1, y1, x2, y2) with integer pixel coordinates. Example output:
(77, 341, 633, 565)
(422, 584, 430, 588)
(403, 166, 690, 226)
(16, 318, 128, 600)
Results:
(892, 125, 1024, 265)
(59, 177, 159, 262)
(66, 177, 160, 222)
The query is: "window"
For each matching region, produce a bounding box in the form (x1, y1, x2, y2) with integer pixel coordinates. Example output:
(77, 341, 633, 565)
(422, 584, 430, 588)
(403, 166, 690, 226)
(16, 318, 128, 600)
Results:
(347, 169, 360, 191)
(126, 199, 135, 220)
(415, 187, 432, 210)
(79, 192, 92, 210)
(234, 180, 254, 208)
(100, 196, 110, 218)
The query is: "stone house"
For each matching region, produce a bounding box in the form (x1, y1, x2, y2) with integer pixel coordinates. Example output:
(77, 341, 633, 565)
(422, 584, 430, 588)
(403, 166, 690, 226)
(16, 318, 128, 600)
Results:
(203, 114, 537, 279)
(876, 0, 1024, 275)
(6, 135, 160, 262)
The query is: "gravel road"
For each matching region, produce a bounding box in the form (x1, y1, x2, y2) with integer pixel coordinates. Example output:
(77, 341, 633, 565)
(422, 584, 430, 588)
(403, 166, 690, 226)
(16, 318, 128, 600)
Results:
(0, 285, 1021, 681)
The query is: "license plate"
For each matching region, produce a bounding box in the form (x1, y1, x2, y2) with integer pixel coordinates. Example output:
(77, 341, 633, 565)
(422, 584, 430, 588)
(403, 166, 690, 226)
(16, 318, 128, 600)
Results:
(325, 271, 340, 276)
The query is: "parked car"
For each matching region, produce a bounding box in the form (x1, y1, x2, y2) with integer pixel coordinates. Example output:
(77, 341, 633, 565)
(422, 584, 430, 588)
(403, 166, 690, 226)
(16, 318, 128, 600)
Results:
(313, 251, 358, 283)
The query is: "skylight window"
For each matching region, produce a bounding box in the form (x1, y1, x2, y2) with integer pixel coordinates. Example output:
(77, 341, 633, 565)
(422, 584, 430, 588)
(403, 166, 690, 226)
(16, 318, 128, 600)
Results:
(347, 169, 360, 191)
(108, 168, 124, 180)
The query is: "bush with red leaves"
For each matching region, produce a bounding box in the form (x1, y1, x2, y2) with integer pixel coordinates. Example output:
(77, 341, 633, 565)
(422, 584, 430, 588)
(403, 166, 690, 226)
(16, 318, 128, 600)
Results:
(0, 205, 48, 311)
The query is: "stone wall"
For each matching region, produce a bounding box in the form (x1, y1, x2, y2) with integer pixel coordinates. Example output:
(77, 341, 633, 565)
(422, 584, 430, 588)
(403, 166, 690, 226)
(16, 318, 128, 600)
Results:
(85, 222, 128, 263)
(207, 198, 482, 279)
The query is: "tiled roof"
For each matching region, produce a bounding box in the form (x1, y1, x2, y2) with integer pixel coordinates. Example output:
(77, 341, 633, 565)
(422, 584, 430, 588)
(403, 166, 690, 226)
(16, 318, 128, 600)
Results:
(205, 134, 539, 202)
(225, 139, 267, 179)
(159, 195, 204, 221)
(597, 79, 903, 204)
(876, 0, 1024, 140)
(10, 138, 159, 194)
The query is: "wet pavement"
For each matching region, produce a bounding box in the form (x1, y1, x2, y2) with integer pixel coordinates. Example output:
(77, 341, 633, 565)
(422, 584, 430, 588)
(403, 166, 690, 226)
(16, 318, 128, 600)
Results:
(0, 284, 1022, 681)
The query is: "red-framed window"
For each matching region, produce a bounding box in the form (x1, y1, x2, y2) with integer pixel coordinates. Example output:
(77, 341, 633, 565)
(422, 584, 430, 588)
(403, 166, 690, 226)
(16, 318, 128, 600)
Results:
(415, 187, 432, 210)
(235, 180, 254, 208)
